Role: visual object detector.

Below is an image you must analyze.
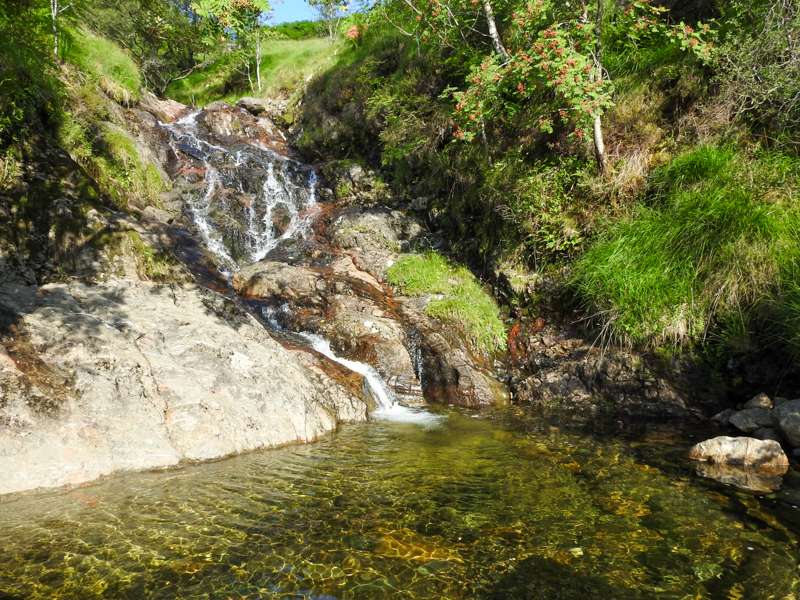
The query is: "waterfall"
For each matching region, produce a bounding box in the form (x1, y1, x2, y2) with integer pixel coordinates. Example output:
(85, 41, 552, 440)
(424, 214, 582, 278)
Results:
(162, 108, 438, 426)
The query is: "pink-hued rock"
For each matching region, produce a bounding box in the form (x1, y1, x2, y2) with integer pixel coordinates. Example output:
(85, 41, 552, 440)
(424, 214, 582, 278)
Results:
(689, 436, 789, 474)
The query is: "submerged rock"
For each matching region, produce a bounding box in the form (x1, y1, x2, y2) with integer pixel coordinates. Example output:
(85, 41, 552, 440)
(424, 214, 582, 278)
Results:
(0, 280, 369, 495)
(689, 436, 789, 474)
(694, 461, 784, 493)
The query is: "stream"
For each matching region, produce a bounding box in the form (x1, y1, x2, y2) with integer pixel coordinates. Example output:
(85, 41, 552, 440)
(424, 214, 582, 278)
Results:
(2, 107, 800, 598)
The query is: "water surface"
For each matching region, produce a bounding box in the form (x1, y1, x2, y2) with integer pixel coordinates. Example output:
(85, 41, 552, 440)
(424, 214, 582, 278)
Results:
(1, 411, 798, 599)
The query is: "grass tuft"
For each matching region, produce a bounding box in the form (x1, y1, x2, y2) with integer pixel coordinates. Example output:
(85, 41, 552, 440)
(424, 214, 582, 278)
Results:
(573, 145, 800, 351)
(387, 252, 506, 355)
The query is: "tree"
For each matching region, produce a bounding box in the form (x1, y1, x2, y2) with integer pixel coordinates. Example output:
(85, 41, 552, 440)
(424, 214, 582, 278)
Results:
(308, 0, 348, 41)
(191, 0, 270, 91)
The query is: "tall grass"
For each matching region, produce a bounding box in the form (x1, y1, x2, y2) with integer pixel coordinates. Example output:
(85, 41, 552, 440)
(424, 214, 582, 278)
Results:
(387, 252, 506, 355)
(64, 27, 141, 104)
(573, 146, 800, 352)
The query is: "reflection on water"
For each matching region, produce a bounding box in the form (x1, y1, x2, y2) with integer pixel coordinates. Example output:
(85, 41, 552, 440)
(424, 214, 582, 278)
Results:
(0, 411, 798, 599)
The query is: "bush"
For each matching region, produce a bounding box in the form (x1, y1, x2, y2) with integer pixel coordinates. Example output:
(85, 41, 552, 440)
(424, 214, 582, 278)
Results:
(387, 252, 506, 355)
(717, 0, 800, 140)
(572, 146, 800, 351)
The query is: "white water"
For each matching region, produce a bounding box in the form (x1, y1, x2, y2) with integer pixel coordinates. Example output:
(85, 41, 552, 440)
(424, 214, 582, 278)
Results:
(160, 111, 319, 272)
(298, 332, 441, 426)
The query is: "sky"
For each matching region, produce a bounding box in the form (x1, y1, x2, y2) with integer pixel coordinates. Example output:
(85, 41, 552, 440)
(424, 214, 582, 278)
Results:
(270, 0, 318, 24)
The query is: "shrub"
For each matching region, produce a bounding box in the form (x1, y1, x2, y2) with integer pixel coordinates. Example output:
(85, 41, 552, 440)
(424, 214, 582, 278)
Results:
(387, 252, 506, 355)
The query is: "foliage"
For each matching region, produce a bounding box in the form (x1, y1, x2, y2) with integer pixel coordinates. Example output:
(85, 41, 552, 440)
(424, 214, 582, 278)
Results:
(269, 19, 324, 40)
(74, 0, 205, 94)
(716, 0, 800, 141)
(387, 252, 506, 354)
(0, 0, 62, 147)
(572, 146, 800, 351)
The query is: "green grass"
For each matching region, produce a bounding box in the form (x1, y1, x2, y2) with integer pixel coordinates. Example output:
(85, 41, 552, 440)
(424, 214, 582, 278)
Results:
(64, 27, 141, 104)
(166, 38, 343, 106)
(572, 145, 800, 352)
(387, 252, 506, 355)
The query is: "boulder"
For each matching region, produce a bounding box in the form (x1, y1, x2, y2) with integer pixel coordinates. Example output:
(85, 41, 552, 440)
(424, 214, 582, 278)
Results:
(0, 280, 369, 495)
(753, 427, 782, 442)
(233, 261, 322, 304)
(330, 207, 430, 280)
(711, 408, 736, 426)
(139, 91, 188, 123)
(728, 407, 775, 433)
(775, 399, 800, 447)
(744, 392, 773, 409)
(237, 96, 270, 115)
(689, 436, 789, 474)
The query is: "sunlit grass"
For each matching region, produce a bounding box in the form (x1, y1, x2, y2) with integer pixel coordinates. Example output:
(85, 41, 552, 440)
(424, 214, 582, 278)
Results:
(387, 252, 506, 355)
(573, 145, 800, 351)
(166, 37, 344, 106)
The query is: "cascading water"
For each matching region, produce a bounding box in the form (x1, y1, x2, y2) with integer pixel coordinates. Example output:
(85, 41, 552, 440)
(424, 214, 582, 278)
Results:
(160, 111, 319, 273)
(161, 108, 437, 425)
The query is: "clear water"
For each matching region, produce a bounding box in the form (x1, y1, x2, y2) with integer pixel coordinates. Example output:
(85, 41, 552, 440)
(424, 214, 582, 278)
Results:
(1, 411, 798, 599)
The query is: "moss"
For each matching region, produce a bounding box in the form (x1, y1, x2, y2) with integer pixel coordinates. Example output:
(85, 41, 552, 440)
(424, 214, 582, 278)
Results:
(387, 252, 506, 355)
(89, 123, 167, 209)
(124, 231, 181, 282)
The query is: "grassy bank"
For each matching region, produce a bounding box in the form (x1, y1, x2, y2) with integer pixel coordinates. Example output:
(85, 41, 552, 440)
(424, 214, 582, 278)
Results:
(166, 38, 343, 106)
(573, 146, 800, 352)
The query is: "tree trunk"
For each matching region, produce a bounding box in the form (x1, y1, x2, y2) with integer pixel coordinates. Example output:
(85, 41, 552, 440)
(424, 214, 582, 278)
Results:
(483, 0, 509, 59)
(255, 32, 262, 91)
(51, 0, 59, 60)
(592, 0, 607, 173)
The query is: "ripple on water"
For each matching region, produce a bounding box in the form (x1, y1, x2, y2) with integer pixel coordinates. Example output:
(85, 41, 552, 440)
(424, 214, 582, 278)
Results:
(0, 412, 798, 599)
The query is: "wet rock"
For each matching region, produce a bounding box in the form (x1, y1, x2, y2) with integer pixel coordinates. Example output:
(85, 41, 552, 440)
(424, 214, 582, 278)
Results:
(689, 436, 789, 474)
(233, 261, 322, 305)
(0, 280, 369, 495)
(744, 392, 773, 409)
(198, 105, 288, 154)
(729, 408, 775, 433)
(139, 91, 188, 123)
(775, 399, 800, 447)
(753, 427, 782, 442)
(711, 409, 736, 426)
(271, 204, 293, 237)
(511, 324, 692, 422)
